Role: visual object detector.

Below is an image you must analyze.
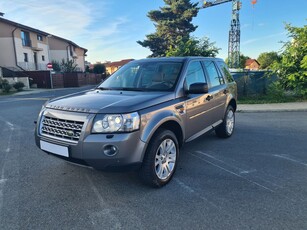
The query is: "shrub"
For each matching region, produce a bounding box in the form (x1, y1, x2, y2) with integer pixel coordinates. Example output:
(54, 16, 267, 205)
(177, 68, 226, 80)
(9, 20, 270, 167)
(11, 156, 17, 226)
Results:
(13, 81, 25, 91)
(2, 79, 12, 93)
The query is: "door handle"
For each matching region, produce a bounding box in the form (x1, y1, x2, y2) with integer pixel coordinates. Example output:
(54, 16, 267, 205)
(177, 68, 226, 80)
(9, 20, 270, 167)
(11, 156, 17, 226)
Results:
(205, 95, 213, 101)
(223, 89, 228, 94)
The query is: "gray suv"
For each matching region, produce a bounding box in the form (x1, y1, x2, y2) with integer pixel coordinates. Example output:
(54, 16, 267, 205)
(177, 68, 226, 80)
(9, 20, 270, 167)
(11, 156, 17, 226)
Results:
(35, 57, 237, 187)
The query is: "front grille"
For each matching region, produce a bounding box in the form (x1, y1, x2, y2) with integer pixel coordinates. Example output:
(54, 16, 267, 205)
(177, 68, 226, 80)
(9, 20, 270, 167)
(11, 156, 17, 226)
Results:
(40, 116, 84, 142)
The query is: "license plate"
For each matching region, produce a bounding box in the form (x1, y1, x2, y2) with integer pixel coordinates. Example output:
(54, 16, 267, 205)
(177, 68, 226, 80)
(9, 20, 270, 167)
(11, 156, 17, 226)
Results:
(40, 140, 69, 157)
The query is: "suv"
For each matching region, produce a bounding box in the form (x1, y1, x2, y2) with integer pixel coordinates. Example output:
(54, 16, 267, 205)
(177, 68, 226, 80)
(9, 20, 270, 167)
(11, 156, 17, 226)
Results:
(35, 57, 237, 187)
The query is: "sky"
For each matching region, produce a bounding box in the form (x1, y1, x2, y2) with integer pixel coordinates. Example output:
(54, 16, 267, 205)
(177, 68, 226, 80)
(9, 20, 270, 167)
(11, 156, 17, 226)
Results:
(0, 0, 306, 63)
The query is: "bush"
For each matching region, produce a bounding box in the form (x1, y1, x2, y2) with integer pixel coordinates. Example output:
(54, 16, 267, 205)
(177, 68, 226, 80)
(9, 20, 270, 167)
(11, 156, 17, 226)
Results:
(1, 79, 12, 93)
(13, 81, 25, 91)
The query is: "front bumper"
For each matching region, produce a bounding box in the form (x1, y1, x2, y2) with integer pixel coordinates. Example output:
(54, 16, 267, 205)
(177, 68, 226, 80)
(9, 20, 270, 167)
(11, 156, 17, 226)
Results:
(35, 109, 147, 170)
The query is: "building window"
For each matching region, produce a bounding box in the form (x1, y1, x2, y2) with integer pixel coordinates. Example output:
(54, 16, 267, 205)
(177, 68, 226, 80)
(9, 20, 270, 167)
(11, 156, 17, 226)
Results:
(42, 55, 45, 61)
(21, 31, 31, 47)
(37, 35, 43, 41)
(24, 53, 28, 62)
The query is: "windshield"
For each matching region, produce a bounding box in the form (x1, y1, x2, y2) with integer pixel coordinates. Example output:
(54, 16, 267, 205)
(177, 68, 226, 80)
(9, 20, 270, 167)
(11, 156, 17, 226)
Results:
(98, 61, 183, 91)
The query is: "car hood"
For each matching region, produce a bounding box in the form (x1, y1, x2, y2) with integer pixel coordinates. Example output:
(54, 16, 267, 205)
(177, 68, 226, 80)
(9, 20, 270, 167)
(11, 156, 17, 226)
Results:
(46, 89, 175, 113)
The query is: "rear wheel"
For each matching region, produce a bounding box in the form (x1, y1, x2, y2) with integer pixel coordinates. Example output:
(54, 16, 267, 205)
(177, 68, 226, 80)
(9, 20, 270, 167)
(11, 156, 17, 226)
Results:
(215, 105, 235, 138)
(139, 129, 178, 188)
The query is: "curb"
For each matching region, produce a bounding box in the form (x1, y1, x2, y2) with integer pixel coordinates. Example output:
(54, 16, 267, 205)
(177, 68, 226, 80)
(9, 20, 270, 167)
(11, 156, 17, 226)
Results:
(237, 102, 307, 113)
(237, 109, 307, 113)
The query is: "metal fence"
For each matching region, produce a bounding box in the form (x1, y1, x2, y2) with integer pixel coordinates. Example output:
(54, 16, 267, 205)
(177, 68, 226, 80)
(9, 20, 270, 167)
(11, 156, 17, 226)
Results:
(231, 70, 277, 98)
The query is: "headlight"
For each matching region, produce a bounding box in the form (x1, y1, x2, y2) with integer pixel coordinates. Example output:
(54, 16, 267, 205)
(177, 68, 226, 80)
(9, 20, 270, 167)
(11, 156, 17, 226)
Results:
(92, 112, 140, 133)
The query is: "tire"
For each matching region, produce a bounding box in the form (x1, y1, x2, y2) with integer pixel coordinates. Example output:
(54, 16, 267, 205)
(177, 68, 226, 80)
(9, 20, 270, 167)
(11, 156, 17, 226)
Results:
(139, 129, 179, 188)
(215, 105, 235, 138)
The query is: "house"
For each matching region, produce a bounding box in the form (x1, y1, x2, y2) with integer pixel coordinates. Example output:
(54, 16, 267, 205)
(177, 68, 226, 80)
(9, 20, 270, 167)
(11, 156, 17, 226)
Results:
(104, 59, 134, 74)
(245, 59, 260, 70)
(0, 17, 87, 72)
(48, 35, 87, 72)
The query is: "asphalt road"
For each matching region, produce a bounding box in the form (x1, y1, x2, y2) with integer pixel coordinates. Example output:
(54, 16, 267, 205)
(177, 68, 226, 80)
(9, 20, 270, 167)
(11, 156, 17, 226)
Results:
(1, 88, 307, 230)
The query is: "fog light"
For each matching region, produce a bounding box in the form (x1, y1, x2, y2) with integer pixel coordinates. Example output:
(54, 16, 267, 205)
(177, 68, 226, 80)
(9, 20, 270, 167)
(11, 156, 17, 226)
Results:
(103, 145, 118, 156)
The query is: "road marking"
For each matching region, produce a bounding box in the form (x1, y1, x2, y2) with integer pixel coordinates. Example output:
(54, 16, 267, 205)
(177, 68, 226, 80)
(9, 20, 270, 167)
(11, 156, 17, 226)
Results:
(0, 119, 16, 218)
(196, 151, 285, 189)
(0, 98, 49, 103)
(189, 152, 274, 192)
(174, 178, 195, 193)
(274, 154, 307, 167)
(5, 121, 14, 130)
(196, 151, 253, 173)
(85, 174, 122, 229)
(174, 178, 219, 209)
(16, 97, 49, 101)
(240, 169, 257, 174)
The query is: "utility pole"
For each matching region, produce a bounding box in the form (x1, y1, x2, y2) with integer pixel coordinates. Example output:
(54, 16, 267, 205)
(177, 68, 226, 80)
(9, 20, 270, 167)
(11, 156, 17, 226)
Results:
(228, 0, 241, 68)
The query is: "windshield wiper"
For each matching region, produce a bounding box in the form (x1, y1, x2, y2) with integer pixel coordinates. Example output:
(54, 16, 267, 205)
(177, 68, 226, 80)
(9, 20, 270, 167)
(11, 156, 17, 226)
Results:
(95, 87, 111, 90)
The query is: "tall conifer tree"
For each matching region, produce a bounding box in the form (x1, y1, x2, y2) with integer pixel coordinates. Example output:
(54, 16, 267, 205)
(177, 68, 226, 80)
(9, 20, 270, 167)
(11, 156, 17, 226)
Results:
(137, 0, 199, 57)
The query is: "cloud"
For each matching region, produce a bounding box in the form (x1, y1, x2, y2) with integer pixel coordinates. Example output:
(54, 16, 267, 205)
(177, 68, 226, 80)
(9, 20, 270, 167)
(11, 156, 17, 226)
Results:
(0, 0, 133, 62)
(242, 32, 287, 45)
(241, 23, 251, 29)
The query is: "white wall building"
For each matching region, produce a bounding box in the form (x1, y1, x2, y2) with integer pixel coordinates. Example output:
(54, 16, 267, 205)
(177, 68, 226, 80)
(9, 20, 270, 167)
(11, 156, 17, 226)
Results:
(0, 17, 87, 72)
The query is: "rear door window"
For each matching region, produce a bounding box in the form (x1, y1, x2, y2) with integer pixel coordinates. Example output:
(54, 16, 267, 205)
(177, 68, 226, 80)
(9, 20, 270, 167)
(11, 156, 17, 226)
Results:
(217, 61, 234, 83)
(203, 61, 224, 88)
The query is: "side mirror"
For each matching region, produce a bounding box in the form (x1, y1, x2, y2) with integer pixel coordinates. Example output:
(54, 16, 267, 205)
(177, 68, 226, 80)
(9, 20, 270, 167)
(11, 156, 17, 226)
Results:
(188, 83, 208, 94)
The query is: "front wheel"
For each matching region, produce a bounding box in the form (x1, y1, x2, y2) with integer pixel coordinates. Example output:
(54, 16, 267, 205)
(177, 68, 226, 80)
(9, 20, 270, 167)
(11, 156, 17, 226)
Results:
(139, 129, 179, 188)
(215, 105, 235, 138)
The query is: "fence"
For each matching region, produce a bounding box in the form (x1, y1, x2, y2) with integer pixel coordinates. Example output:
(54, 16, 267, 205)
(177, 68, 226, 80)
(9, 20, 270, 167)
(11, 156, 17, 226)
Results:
(231, 70, 277, 98)
(25, 71, 104, 88)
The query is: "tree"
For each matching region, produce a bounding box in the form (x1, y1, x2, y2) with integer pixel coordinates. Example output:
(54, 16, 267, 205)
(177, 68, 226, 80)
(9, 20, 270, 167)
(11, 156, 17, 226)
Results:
(271, 23, 307, 97)
(52, 59, 78, 72)
(166, 37, 220, 57)
(60, 59, 78, 72)
(93, 63, 106, 74)
(225, 53, 250, 69)
(137, 0, 199, 57)
(51, 60, 61, 72)
(257, 51, 280, 69)
(85, 65, 91, 73)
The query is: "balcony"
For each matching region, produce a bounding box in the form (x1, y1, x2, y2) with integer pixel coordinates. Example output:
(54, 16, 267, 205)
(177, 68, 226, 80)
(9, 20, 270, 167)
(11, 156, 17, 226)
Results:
(32, 46, 43, 51)
(22, 38, 32, 47)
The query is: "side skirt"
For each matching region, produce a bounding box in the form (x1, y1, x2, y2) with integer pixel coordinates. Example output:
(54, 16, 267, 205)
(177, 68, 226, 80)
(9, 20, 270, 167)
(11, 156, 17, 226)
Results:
(185, 120, 223, 143)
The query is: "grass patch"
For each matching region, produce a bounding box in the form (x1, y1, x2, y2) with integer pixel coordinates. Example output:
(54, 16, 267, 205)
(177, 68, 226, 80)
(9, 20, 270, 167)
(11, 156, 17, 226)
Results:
(0, 91, 16, 96)
(238, 95, 307, 104)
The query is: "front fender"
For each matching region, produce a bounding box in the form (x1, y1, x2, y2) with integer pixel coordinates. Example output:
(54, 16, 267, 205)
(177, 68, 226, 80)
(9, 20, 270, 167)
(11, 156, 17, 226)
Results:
(140, 109, 184, 144)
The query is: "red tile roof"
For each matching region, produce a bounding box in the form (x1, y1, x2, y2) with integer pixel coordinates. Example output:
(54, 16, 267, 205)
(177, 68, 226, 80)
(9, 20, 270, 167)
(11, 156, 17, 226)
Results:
(245, 59, 260, 66)
(104, 59, 134, 68)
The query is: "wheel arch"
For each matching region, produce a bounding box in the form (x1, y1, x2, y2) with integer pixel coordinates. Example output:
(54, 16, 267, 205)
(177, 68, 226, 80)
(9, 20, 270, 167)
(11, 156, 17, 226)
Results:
(140, 114, 184, 149)
(228, 98, 237, 112)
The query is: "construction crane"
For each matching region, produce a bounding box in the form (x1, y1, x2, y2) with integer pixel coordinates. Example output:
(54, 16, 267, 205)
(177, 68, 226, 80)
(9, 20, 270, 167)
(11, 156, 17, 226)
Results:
(200, 0, 242, 68)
